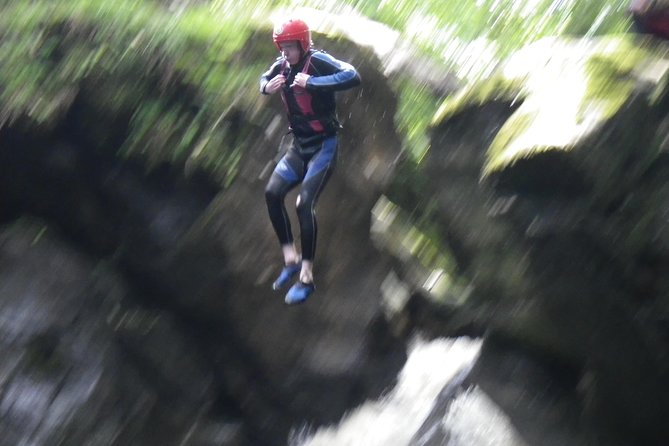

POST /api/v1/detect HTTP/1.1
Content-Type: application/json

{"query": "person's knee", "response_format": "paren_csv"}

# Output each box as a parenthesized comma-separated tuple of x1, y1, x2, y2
(296, 192, 314, 217)
(265, 184, 283, 205)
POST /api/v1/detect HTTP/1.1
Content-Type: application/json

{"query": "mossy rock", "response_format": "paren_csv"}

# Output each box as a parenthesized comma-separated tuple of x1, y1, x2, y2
(0, 0, 395, 190)
(433, 35, 669, 202)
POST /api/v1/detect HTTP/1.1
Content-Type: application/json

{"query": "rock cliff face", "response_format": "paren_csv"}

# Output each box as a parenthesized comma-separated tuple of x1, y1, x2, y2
(0, 219, 226, 445)
(380, 35, 669, 444)
(3, 11, 669, 445)
(0, 28, 406, 445)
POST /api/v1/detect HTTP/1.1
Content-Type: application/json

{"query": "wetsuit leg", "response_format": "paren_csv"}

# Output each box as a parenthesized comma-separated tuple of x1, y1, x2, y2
(295, 136, 338, 261)
(265, 147, 305, 246)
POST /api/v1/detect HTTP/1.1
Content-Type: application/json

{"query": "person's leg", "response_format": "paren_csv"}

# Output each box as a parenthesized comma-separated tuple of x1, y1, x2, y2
(265, 170, 299, 262)
(265, 149, 305, 289)
(280, 243, 299, 265)
(284, 138, 337, 305)
(294, 136, 338, 284)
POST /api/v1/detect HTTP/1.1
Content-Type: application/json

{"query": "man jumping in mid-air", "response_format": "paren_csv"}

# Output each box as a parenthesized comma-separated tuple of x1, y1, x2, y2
(260, 18, 361, 304)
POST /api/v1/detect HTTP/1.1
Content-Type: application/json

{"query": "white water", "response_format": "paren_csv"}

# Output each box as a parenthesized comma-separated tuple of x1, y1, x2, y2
(440, 387, 528, 446)
(290, 336, 524, 446)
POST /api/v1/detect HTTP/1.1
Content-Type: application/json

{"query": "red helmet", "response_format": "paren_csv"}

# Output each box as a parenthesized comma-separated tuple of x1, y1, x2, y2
(272, 19, 311, 52)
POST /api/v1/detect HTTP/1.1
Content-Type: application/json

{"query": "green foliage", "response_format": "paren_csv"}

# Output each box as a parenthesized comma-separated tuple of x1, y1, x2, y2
(290, 0, 633, 159)
(371, 195, 465, 303)
(393, 80, 440, 162)
(432, 75, 526, 127)
(483, 111, 535, 176)
(581, 36, 647, 121)
(292, 0, 632, 59)
(0, 0, 639, 180)
(479, 35, 656, 176)
(0, 0, 276, 184)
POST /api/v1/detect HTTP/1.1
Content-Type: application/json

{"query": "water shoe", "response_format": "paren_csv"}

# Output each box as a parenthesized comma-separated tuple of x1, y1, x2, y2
(272, 262, 301, 290)
(285, 281, 315, 305)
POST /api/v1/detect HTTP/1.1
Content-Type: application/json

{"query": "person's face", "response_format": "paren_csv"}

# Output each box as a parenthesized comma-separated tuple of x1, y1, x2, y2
(279, 41, 302, 66)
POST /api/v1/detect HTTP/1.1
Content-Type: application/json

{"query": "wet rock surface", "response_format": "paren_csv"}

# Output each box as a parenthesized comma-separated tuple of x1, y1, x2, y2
(3, 21, 669, 446)
(0, 219, 230, 445)
(0, 32, 407, 444)
(385, 36, 669, 445)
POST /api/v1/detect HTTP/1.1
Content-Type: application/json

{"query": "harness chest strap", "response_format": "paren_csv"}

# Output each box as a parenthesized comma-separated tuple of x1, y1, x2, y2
(300, 54, 326, 132)
(281, 54, 327, 133)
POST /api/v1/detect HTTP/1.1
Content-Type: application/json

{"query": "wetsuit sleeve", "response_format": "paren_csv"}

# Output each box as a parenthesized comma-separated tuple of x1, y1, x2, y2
(306, 52, 361, 92)
(260, 59, 284, 95)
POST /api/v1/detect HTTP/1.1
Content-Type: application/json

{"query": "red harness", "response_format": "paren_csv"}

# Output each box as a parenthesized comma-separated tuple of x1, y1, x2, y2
(280, 55, 325, 133)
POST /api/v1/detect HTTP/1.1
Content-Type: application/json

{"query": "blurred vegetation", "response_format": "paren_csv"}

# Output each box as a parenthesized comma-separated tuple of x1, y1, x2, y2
(0, 0, 644, 309)
(290, 0, 634, 160)
(432, 35, 655, 179)
(0, 0, 635, 183)
(0, 0, 279, 185)
(295, 0, 632, 59)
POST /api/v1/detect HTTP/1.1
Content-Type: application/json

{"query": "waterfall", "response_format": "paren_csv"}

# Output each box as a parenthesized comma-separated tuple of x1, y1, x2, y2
(288, 337, 530, 446)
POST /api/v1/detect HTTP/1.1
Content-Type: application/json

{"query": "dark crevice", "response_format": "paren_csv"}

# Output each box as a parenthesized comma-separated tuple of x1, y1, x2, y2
(491, 151, 591, 198)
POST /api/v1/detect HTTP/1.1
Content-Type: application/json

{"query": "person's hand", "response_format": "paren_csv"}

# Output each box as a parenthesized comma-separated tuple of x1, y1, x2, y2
(291, 73, 311, 88)
(264, 74, 286, 94)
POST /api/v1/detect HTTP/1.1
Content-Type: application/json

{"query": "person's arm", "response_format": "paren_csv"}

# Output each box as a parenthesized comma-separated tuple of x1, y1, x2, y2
(304, 52, 361, 92)
(260, 59, 285, 95)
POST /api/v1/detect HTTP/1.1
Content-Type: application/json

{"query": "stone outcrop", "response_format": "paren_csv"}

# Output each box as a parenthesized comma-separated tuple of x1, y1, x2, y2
(4, 3, 669, 444)
(378, 35, 669, 444)
(0, 20, 407, 444)
(0, 218, 236, 445)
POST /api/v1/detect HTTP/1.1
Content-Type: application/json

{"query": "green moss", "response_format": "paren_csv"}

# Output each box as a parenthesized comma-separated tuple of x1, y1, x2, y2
(482, 111, 535, 176)
(371, 195, 471, 304)
(431, 74, 525, 128)
(477, 35, 664, 177)
(0, 0, 274, 184)
(389, 77, 442, 162)
(0, 0, 639, 184)
(581, 37, 648, 122)
(372, 197, 456, 272)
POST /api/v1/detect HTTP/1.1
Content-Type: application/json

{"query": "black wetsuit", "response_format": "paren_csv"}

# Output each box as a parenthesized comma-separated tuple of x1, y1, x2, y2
(260, 49, 360, 261)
